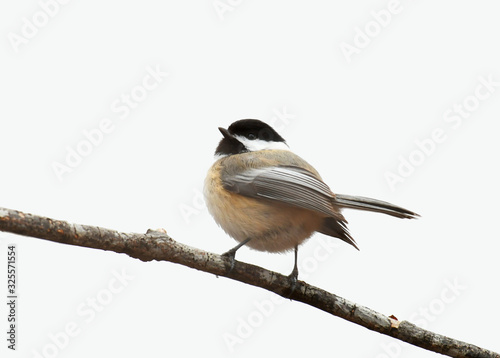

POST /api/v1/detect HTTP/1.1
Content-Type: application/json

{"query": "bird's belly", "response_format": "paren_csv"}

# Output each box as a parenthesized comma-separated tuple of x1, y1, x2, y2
(204, 176, 321, 253)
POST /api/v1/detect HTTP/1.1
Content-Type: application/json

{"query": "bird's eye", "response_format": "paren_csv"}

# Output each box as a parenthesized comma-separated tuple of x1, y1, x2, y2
(259, 128, 272, 141)
(247, 133, 257, 140)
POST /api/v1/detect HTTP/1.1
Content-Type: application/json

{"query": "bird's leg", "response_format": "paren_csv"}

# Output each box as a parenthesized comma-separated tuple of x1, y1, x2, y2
(288, 245, 299, 296)
(222, 238, 252, 272)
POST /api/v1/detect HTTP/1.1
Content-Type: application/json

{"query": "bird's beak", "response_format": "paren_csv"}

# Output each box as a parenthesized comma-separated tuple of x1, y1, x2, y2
(218, 127, 233, 139)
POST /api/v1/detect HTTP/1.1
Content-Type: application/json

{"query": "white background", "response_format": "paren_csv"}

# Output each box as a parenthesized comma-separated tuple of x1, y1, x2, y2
(1, 1, 499, 357)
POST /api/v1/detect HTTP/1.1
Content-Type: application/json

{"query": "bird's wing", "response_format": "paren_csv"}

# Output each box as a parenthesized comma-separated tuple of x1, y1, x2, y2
(222, 165, 336, 217)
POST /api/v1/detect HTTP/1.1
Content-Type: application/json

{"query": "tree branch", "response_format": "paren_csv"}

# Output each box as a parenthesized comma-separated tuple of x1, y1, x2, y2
(0, 206, 497, 358)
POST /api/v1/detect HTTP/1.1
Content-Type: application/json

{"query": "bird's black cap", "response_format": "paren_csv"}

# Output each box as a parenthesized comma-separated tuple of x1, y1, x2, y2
(215, 119, 286, 156)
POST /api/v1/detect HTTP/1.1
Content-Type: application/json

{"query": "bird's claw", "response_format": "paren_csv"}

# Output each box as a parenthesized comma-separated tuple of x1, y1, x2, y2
(287, 268, 299, 298)
(221, 250, 237, 272)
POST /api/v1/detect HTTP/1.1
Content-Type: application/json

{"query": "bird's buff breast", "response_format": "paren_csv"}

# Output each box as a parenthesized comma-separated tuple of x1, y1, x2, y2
(204, 156, 321, 253)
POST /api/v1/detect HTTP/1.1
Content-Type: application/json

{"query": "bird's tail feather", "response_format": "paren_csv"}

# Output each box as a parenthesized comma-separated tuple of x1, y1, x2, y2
(334, 194, 419, 219)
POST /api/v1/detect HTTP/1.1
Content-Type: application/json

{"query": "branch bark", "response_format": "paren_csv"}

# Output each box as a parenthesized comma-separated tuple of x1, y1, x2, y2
(0, 206, 497, 358)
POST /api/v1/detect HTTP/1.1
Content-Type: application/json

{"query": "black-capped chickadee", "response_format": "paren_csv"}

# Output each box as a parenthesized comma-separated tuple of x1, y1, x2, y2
(204, 119, 418, 281)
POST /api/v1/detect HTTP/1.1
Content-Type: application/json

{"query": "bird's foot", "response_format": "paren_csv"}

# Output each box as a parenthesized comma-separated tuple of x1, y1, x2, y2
(287, 267, 299, 298)
(221, 238, 252, 273)
(221, 249, 237, 272)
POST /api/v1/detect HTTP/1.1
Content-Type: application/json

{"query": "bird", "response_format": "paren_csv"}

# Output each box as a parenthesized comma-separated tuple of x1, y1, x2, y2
(204, 119, 418, 282)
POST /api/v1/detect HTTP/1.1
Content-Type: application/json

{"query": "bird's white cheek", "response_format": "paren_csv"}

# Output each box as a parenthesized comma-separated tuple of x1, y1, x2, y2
(234, 136, 289, 152)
